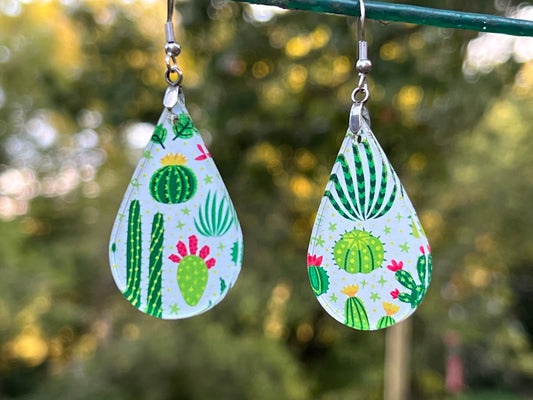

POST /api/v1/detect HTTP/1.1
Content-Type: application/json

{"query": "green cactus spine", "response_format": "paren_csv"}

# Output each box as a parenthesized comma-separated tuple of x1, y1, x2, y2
(151, 124, 168, 148)
(172, 113, 197, 140)
(307, 254, 329, 296)
(149, 153, 197, 204)
(334, 229, 384, 274)
(341, 285, 370, 330)
(169, 235, 216, 307)
(325, 139, 397, 222)
(123, 200, 142, 307)
(145, 213, 164, 318)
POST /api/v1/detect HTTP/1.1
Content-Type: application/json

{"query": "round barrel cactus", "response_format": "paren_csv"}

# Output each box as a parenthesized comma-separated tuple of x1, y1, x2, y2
(149, 153, 197, 204)
(334, 229, 384, 274)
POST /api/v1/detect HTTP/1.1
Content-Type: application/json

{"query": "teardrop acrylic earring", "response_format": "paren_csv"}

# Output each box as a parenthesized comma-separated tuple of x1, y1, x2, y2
(109, 0, 243, 319)
(307, 1, 431, 331)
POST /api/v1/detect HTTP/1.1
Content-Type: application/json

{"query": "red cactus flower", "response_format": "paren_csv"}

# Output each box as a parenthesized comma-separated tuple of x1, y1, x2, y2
(307, 253, 323, 267)
(387, 260, 403, 272)
(169, 235, 216, 269)
(419, 245, 431, 255)
(391, 288, 400, 299)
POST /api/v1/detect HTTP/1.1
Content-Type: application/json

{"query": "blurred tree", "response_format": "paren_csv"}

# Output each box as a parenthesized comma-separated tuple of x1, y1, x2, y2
(0, 0, 531, 399)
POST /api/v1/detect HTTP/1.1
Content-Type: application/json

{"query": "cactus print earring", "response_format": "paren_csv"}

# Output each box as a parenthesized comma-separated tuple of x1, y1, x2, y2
(307, 1, 431, 330)
(109, 0, 243, 319)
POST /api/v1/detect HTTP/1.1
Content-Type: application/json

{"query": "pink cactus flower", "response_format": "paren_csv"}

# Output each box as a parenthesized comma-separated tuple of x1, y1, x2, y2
(387, 260, 403, 272)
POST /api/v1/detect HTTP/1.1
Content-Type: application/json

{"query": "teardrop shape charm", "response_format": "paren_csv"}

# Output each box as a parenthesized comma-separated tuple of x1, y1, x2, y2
(109, 90, 243, 319)
(308, 105, 431, 330)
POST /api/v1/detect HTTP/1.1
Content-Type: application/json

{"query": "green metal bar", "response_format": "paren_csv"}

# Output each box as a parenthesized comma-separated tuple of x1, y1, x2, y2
(232, 0, 533, 37)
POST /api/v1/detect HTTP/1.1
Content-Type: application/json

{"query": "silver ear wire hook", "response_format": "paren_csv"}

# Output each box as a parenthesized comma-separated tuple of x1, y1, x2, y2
(349, 0, 372, 134)
(163, 0, 183, 110)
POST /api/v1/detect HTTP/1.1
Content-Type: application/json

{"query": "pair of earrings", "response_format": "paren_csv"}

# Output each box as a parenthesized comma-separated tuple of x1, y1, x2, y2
(109, 0, 431, 330)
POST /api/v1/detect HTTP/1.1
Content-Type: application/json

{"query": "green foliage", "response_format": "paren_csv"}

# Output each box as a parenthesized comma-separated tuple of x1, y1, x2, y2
(194, 191, 236, 237)
(326, 140, 397, 221)
(151, 124, 168, 148)
(172, 113, 197, 139)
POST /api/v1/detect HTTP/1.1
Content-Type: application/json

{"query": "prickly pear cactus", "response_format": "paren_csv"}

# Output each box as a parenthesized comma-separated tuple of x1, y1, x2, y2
(170, 235, 215, 306)
(109, 90, 243, 319)
(307, 105, 431, 330)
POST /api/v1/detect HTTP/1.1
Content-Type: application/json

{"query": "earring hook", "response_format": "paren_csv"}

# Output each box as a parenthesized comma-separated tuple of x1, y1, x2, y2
(163, 0, 183, 104)
(358, 0, 366, 42)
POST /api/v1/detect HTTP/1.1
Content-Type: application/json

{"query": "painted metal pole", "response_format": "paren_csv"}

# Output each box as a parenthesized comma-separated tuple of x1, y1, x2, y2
(231, 0, 533, 37)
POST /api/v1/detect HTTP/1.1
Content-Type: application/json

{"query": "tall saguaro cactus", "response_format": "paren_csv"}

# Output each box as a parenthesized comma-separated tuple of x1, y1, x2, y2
(123, 200, 142, 307)
(146, 212, 164, 317)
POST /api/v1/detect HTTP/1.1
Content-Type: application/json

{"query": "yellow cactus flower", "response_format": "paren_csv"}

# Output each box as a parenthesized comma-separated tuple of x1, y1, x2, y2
(382, 301, 400, 316)
(341, 284, 359, 297)
(161, 152, 187, 166)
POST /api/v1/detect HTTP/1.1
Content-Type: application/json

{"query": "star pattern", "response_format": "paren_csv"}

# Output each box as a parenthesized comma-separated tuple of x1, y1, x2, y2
(312, 235, 325, 247)
(370, 292, 381, 302)
(400, 242, 410, 253)
(329, 222, 337, 232)
(170, 303, 180, 315)
(329, 293, 338, 303)
(204, 175, 213, 184)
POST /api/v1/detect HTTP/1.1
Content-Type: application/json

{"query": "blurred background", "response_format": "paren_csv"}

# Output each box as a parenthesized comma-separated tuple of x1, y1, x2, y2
(0, 0, 532, 398)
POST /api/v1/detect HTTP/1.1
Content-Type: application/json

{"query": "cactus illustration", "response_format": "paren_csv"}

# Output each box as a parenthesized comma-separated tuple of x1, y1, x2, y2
(231, 241, 240, 264)
(334, 229, 385, 274)
(123, 200, 142, 307)
(307, 254, 329, 296)
(145, 213, 164, 318)
(341, 285, 370, 330)
(389, 246, 432, 308)
(194, 191, 237, 237)
(169, 235, 216, 306)
(325, 139, 397, 222)
(376, 301, 400, 329)
(149, 153, 197, 204)
(151, 124, 168, 148)
(220, 278, 226, 294)
(172, 113, 197, 140)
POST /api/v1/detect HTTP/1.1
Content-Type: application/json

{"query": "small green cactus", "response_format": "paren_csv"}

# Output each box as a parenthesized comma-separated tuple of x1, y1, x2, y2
(169, 235, 216, 306)
(307, 254, 329, 296)
(389, 246, 432, 308)
(375, 302, 400, 329)
(334, 229, 384, 274)
(123, 200, 142, 307)
(341, 285, 370, 330)
(149, 153, 197, 204)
